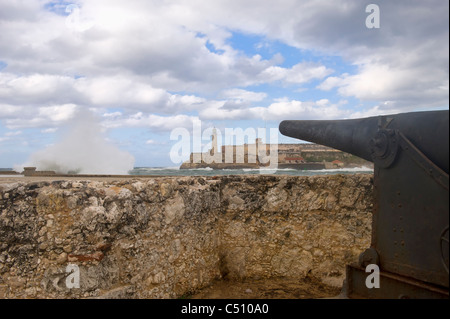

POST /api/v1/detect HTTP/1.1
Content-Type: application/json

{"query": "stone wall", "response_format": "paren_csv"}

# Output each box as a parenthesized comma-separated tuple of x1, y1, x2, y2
(0, 174, 373, 298)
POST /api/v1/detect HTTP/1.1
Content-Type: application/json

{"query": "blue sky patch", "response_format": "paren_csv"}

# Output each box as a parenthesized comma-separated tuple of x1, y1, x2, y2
(43, 1, 79, 16)
(0, 61, 7, 71)
(226, 30, 357, 74)
(205, 40, 225, 55)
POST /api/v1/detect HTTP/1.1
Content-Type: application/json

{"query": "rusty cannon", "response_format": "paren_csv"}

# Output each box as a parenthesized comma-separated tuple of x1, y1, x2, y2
(279, 110, 449, 299)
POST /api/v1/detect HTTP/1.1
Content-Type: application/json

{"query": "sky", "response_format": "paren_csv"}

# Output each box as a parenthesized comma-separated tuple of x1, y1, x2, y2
(0, 0, 448, 169)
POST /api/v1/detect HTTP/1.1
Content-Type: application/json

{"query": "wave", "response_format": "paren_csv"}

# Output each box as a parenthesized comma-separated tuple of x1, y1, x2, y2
(121, 165, 375, 177)
(239, 168, 294, 172)
(317, 166, 374, 173)
(132, 167, 180, 171)
(240, 166, 373, 172)
(189, 167, 214, 171)
(0, 175, 24, 178)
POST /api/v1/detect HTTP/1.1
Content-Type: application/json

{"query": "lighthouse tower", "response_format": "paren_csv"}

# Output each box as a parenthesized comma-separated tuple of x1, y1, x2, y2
(211, 127, 218, 155)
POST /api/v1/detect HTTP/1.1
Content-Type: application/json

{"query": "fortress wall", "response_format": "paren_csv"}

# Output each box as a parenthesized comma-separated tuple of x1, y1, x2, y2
(0, 174, 373, 298)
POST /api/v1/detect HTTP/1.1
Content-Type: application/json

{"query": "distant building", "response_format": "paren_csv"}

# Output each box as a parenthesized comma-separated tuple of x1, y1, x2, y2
(331, 160, 344, 168)
(180, 128, 373, 170)
(22, 167, 56, 176)
(284, 156, 304, 164)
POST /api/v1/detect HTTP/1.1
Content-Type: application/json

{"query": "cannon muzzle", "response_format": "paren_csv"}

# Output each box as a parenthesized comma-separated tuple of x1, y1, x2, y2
(279, 110, 449, 174)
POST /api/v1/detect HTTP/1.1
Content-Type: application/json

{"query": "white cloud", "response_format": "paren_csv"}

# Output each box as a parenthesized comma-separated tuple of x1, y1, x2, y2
(259, 62, 333, 85)
(5, 130, 22, 137)
(220, 89, 267, 102)
(0, 0, 447, 162)
(145, 139, 165, 145)
(263, 99, 347, 120)
(161, 0, 448, 111)
(0, 0, 336, 98)
(4, 104, 78, 129)
(318, 61, 449, 110)
(103, 111, 122, 118)
(0, 72, 209, 115)
(0, 104, 23, 118)
(41, 128, 58, 134)
(199, 98, 350, 121)
(38, 104, 77, 122)
(102, 112, 199, 132)
(0, 73, 79, 106)
(74, 76, 169, 107)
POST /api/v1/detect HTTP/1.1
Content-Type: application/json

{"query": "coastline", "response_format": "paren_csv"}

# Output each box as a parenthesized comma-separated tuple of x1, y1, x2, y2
(0, 165, 374, 182)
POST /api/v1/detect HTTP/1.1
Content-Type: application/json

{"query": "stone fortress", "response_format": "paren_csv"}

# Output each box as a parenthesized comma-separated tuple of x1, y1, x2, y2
(180, 128, 373, 170)
(0, 174, 373, 298)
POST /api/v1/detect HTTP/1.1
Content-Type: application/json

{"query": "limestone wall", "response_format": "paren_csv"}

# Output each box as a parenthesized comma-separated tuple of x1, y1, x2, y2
(0, 174, 373, 298)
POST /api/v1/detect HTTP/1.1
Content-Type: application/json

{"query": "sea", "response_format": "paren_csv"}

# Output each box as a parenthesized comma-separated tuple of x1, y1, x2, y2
(0, 166, 374, 177)
(128, 166, 373, 176)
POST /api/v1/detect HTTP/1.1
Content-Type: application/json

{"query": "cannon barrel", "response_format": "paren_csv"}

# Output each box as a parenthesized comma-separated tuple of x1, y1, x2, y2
(279, 110, 449, 299)
(279, 110, 449, 174)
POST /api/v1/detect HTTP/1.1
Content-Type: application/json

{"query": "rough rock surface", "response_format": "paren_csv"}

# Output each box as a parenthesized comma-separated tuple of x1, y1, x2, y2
(0, 174, 373, 298)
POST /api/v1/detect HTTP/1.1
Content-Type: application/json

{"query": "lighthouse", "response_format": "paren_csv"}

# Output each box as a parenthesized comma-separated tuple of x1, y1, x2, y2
(211, 127, 218, 156)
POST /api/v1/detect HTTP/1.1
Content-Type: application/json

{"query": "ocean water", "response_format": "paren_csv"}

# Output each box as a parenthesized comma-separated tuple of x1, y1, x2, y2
(0, 166, 374, 177)
(129, 166, 374, 176)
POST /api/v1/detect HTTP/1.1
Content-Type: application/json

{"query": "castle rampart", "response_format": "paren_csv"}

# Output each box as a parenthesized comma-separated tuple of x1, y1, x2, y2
(0, 174, 372, 298)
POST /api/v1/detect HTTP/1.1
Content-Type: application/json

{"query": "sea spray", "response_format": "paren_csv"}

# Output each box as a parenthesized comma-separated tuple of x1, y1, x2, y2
(16, 108, 135, 174)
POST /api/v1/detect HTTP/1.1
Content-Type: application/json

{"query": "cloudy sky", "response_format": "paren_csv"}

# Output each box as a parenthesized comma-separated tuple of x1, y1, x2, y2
(0, 0, 448, 168)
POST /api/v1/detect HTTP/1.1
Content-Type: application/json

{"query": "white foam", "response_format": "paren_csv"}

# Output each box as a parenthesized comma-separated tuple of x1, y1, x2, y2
(15, 108, 135, 175)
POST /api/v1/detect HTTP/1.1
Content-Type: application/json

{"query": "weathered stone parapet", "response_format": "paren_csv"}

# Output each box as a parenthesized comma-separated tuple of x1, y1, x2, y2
(0, 174, 373, 298)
